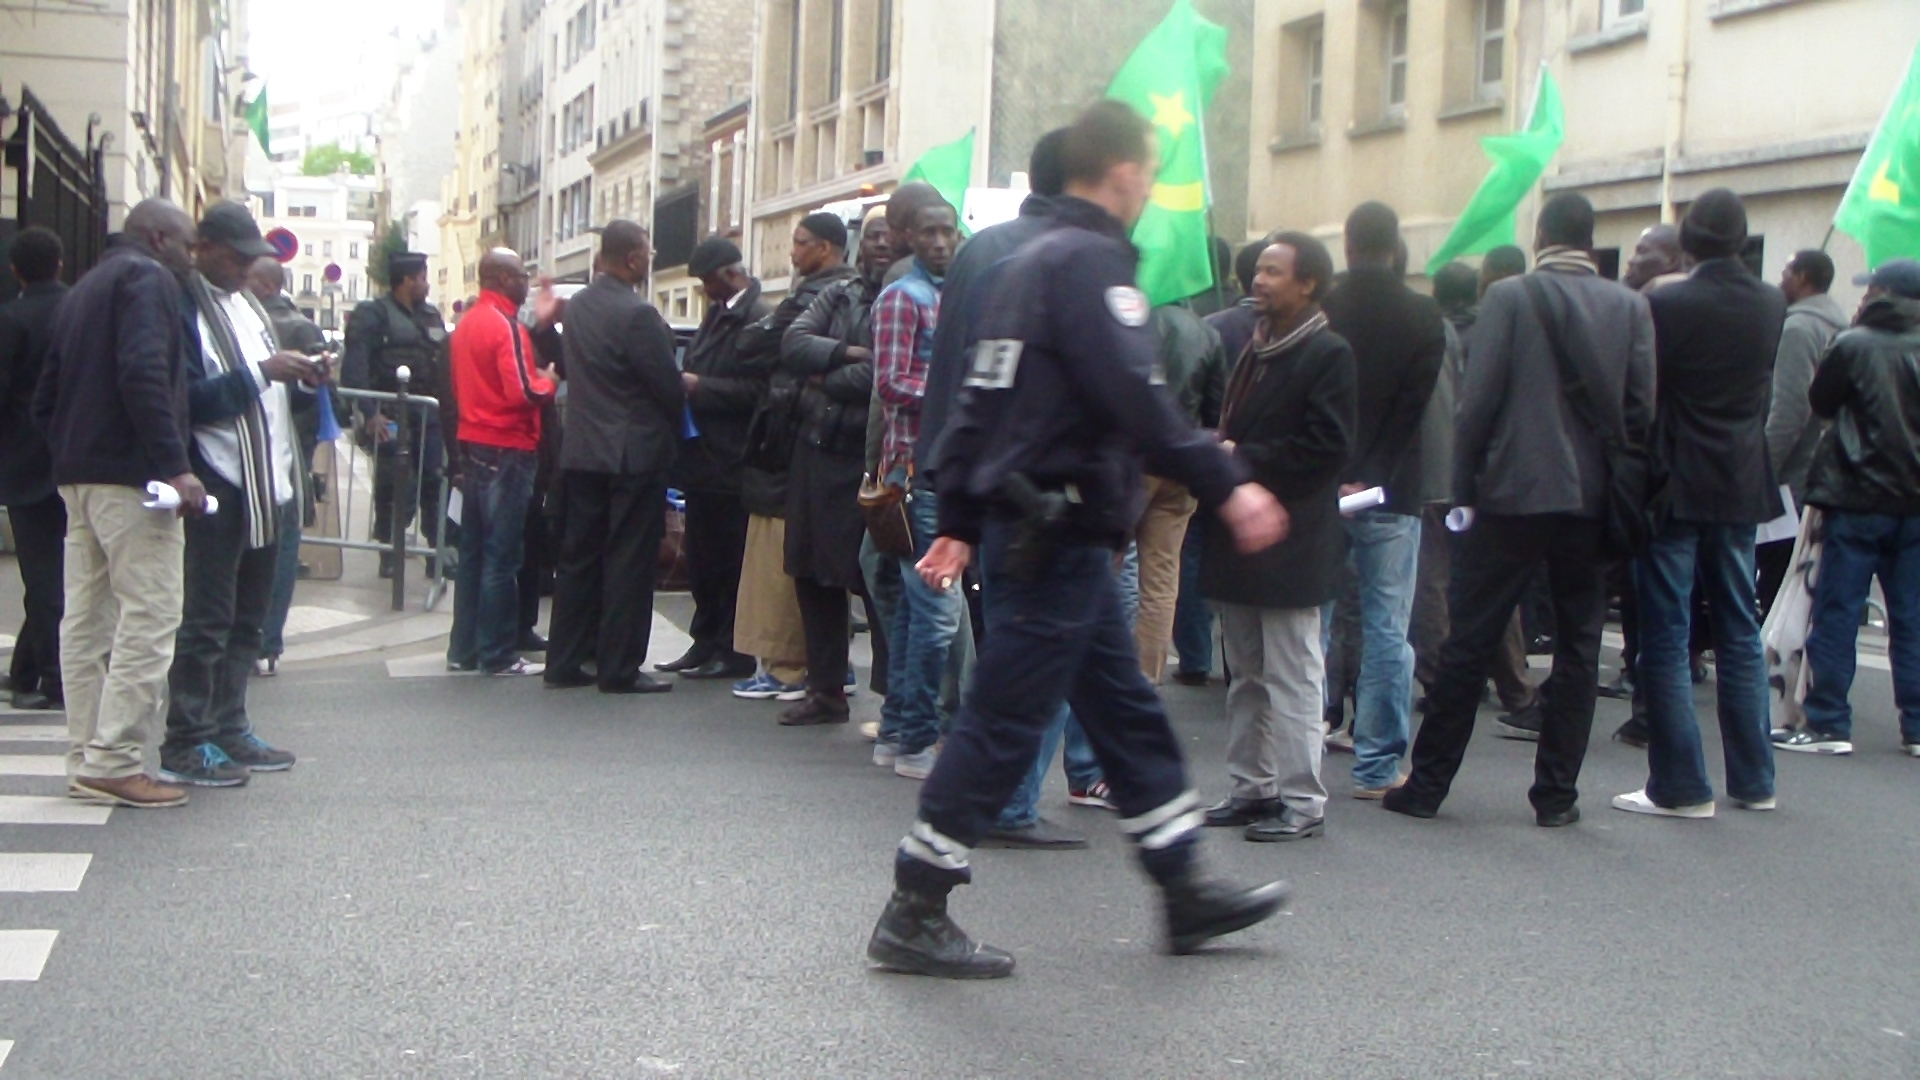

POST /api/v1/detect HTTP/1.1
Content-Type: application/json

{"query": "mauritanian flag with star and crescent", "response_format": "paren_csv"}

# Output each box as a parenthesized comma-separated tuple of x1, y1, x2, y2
(1836, 40, 1920, 269)
(1106, 0, 1231, 306)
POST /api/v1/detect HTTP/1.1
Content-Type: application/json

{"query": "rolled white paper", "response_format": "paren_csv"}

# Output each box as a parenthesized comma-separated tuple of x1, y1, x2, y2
(1445, 506, 1475, 533)
(1337, 486, 1387, 514)
(145, 481, 219, 515)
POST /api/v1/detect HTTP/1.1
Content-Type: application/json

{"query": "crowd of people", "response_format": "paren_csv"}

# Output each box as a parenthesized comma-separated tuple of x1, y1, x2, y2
(1, 95, 1915, 971)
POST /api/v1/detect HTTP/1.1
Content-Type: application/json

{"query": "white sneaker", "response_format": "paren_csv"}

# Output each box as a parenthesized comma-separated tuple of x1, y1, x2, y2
(894, 747, 938, 780)
(1325, 726, 1355, 754)
(873, 742, 900, 767)
(859, 720, 881, 742)
(1612, 789, 1714, 819)
(1903, 741, 1920, 758)
(487, 658, 546, 677)
(1730, 796, 1776, 811)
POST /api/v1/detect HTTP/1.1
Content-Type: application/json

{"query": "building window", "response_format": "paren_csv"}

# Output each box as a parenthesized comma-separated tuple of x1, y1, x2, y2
(1306, 22, 1324, 129)
(302, 274, 314, 293)
(875, 0, 892, 81)
(350, 242, 359, 259)
(323, 240, 333, 257)
(1384, 2, 1410, 114)
(1478, 0, 1505, 97)
(304, 243, 314, 256)
(1603, 0, 1646, 24)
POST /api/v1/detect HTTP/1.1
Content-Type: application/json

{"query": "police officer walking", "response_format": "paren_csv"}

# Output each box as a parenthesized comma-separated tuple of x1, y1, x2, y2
(865, 102, 1293, 979)
(341, 250, 449, 577)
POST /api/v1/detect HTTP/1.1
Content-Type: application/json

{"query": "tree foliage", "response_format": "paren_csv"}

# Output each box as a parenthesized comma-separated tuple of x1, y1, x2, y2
(301, 142, 376, 177)
(367, 221, 409, 290)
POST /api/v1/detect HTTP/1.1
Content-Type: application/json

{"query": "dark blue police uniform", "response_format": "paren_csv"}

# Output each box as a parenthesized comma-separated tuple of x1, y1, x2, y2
(895, 195, 1245, 893)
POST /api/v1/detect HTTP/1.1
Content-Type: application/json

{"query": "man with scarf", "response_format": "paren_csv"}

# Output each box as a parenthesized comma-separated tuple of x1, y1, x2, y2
(1383, 193, 1655, 827)
(1199, 232, 1355, 843)
(159, 202, 315, 787)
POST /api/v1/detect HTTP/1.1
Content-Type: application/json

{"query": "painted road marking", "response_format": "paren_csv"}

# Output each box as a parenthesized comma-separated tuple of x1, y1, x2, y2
(0, 854, 91, 892)
(0, 756, 64, 778)
(0, 797, 110, 826)
(0, 726, 65, 742)
(0, 931, 58, 980)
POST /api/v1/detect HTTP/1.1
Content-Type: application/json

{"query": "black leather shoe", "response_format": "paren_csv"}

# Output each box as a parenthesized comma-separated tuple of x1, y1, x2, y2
(1596, 673, 1635, 700)
(979, 817, 1087, 849)
(1495, 702, 1543, 741)
(1204, 796, 1280, 827)
(1536, 806, 1581, 828)
(654, 646, 714, 673)
(542, 671, 595, 690)
(1245, 806, 1324, 843)
(1613, 717, 1649, 749)
(778, 690, 849, 725)
(867, 889, 1015, 979)
(1161, 869, 1290, 955)
(10, 691, 58, 711)
(683, 655, 757, 680)
(601, 673, 673, 695)
(1380, 786, 1439, 819)
(517, 630, 549, 653)
(1172, 671, 1210, 687)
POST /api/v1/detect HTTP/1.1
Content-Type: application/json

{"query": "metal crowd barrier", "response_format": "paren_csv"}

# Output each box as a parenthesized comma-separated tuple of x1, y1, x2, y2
(303, 373, 454, 612)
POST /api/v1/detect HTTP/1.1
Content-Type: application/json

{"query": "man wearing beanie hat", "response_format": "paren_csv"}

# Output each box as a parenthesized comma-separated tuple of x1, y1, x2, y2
(1614, 189, 1787, 821)
(724, 210, 859, 706)
(658, 236, 772, 679)
(341, 249, 448, 579)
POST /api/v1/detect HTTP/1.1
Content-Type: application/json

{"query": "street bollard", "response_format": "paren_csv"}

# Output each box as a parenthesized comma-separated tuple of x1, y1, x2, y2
(391, 365, 412, 612)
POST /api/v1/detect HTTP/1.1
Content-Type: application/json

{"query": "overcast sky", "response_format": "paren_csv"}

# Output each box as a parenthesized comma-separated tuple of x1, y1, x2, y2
(248, 0, 448, 100)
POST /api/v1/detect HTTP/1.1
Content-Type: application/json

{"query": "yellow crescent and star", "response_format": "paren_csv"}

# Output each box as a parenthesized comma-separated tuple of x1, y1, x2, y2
(1147, 90, 1204, 213)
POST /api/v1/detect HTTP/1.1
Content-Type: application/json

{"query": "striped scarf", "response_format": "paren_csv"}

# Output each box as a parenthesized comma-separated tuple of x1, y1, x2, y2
(1535, 246, 1598, 276)
(1220, 306, 1329, 434)
(187, 273, 279, 548)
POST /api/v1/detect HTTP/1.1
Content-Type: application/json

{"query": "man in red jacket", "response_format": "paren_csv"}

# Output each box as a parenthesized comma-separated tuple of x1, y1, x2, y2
(447, 248, 559, 676)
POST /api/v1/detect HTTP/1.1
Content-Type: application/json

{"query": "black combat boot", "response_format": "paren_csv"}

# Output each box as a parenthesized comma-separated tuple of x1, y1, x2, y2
(866, 889, 1015, 979)
(1160, 869, 1291, 955)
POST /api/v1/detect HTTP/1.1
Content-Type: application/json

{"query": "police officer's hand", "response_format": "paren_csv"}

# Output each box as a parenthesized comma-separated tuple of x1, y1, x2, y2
(261, 351, 320, 384)
(916, 537, 973, 592)
(168, 472, 209, 518)
(1218, 483, 1289, 554)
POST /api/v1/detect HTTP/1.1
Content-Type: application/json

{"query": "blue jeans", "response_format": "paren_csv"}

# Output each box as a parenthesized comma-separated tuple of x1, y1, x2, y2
(448, 445, 536, 673)
(261, 497, 303, 657)
(1634, 521, 1774, 806)
(1804, 512, 1920, 742)
(1117, 540, 1140, 627)
(882, 488, 968, 754)
(996, 694, 1106, 829)
(1172, 520, 1213, 676)
(1339, 511, 1421, 788)
(863, 531, 969, 726)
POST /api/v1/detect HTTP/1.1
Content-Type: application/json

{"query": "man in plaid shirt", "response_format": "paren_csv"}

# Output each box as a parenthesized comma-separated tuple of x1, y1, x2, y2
(872, 196, 961, 781)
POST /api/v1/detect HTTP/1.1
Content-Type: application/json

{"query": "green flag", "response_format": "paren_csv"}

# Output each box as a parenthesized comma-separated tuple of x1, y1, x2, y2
(1425, 67, 1565, 276)
(902, 129, 975, 236)
(1107, 0, 1230, 306)
(1836, 42, 1920, 269)
(245, 85, 272, 157)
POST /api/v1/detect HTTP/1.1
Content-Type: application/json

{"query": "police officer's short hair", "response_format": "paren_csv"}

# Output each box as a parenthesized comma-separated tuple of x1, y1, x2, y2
(1787, 249, 1835, 294)
(1060, 101, 1153, 188)
(8, 227, 63, 283)
(1029, 128, 1069, 198)
(1268, 230, 1335, 303)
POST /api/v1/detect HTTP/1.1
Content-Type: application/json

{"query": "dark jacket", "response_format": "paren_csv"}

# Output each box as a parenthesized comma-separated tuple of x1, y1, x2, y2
(733, 266, 854, 515)
(1646, 258, 1788, 524)
(1201, 320, 1356, 610)
(1152, 302, 1228, 431)
(34, 246, 194, 489)
(1321, 265, 1446, 515)
(0, 279, 69, 504)
(1205, 299, 1259, 375)
(557, 273, 683, 475)
(1456, 264, 1656, 517)
(342, 293, 448, 406)
(1804, 295, 1920, 517)
(933, 196, 1244, 546)
(1765, 291, 1849, 502)
(783, 272, 879, 458)
(920, 194, 1059, 477)
(675, 279, 772, 495)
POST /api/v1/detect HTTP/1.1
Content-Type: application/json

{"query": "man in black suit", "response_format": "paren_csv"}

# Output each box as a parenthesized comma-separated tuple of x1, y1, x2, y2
(1613, 189, 1786, 821)
(544, 221, 684, 694)
(0, 227, 70, 709)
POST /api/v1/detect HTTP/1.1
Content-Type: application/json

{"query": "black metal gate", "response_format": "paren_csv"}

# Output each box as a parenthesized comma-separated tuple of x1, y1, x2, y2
(2, 86, 110, 299)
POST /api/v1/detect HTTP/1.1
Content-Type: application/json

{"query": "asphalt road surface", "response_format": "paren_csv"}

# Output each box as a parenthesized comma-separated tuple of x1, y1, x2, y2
(2, 614, 1915, 1078)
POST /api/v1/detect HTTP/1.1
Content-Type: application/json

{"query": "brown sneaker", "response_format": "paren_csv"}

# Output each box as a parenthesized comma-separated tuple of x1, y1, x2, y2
(69, 774, 190, 808)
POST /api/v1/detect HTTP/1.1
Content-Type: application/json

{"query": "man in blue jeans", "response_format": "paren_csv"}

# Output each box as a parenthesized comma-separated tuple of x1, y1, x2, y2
(1776, 258, 1920, 758)
(1319, 202, 1446, 798)
(1614, 191, 1784, 819)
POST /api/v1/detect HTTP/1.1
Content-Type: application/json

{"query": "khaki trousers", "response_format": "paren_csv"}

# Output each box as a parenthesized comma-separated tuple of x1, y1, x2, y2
(733, 514, 807, 683)
(1220, 603, 1329, 818)
(59, 484, 185, 779)
(1135, 476, 1199, 683)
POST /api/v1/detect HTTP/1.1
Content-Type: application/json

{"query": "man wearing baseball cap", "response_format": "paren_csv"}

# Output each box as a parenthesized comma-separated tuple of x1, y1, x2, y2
(1775, 257, 1920, 758)
(159, 201, 319, 787)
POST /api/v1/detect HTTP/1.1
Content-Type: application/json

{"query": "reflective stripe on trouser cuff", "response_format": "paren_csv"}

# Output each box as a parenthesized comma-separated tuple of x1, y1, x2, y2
(898, 820, 972, 871)
(1135, 809, 1204, 850)
(1118, 789, 1201, 837)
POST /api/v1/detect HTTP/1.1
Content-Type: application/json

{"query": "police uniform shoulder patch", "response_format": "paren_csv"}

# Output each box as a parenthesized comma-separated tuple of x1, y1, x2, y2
(964, 339, 1024, 390)
(1105, 286, 1150, 327)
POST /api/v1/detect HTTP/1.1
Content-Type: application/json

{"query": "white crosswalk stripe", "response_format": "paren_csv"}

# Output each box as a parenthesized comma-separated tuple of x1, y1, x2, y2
(0, 796, 109, 826)
(0, 755, 65, 777)
(0, 854, 91, 892)
(0, 930, 58, 981)
(0, 725, 67, 742)
(0, 735, 93, 1069)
